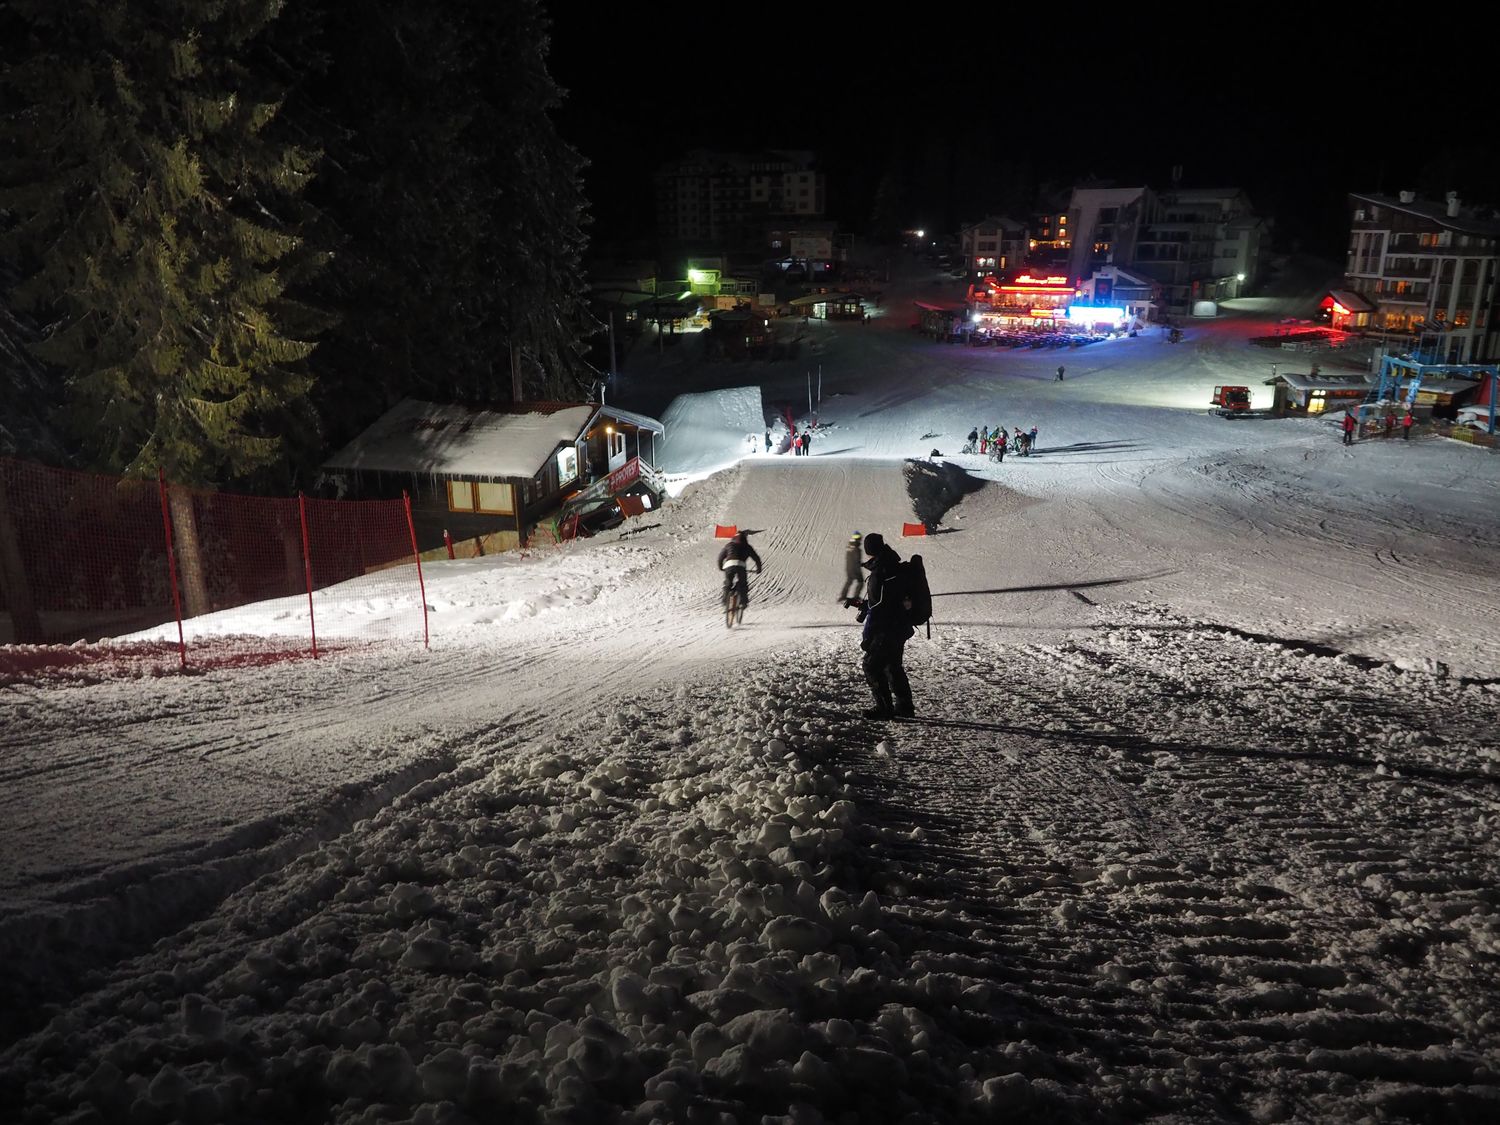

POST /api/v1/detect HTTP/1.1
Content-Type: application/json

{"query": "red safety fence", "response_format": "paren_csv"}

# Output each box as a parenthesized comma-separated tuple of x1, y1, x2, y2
(0, 457, 428, 679)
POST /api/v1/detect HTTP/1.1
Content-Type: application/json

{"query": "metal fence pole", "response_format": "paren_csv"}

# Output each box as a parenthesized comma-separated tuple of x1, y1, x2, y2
(156, 470, 187, 670)
(298, 492, 318, 659)
(403, 492, 429, 650)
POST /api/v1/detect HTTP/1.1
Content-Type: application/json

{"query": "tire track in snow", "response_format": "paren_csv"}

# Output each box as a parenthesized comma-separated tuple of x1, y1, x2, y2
(831, 624, 1500, 1120)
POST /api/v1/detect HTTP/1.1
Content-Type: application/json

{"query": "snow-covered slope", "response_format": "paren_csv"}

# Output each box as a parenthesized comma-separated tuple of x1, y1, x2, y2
(3, 258, 1499, 1123)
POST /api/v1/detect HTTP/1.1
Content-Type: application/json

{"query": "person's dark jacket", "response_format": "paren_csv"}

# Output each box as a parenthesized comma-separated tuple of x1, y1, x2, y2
(861, 542, 913, 643)
(717, 537, 761, 571)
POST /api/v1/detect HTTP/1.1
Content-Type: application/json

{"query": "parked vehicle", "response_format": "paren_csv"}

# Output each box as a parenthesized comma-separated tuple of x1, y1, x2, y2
(1211, 385, 1252, 417)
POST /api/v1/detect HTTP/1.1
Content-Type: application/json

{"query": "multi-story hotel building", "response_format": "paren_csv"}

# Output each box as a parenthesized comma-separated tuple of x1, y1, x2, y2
(1338, 191, 1500, 363)
(654, 150, 826, 246)
(1065, 185, 1264, 316)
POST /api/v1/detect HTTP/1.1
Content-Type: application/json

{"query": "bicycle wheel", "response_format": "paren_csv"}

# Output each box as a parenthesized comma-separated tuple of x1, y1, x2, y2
(725, 591, 739, 628)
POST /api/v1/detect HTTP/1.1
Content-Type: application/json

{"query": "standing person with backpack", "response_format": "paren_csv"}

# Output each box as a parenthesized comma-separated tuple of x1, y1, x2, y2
(845, 532, 921, 720)
(1029, 425, 1039, 453)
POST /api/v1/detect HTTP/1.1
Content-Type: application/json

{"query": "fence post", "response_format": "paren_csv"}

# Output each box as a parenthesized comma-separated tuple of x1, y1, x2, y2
(405, 491, 430, 650)
(298, 491, 318, 659)
(156, 470, 187, 669)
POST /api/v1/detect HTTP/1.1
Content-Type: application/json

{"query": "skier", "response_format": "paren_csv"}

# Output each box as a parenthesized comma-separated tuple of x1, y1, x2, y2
(792, 430, 802, 456)
(801, 428, 813, 456)
(1341, 410, 1356, 446)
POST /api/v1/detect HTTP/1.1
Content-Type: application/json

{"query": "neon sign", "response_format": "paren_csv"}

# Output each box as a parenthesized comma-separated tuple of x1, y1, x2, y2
(1066, 306, 1126, 323)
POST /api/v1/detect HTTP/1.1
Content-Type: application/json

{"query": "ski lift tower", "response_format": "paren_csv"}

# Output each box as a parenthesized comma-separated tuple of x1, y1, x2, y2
(1368, 323, 1499, 433)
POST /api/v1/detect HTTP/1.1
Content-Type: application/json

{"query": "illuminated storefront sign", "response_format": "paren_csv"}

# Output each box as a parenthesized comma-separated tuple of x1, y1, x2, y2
(1066, 306, 1126, 323)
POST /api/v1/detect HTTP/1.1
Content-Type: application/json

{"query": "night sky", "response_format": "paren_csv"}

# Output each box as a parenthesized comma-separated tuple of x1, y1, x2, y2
(548, 16, 1497, 262)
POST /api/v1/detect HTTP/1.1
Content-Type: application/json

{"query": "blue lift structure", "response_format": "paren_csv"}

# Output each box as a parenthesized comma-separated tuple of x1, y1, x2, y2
(1362, 330, 1498, 434)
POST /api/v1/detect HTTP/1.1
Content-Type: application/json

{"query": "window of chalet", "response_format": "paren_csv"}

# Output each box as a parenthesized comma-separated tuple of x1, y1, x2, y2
(447, 481, 515, 515)
(447, 481, 475, 512)
(475, 482, 514, 514)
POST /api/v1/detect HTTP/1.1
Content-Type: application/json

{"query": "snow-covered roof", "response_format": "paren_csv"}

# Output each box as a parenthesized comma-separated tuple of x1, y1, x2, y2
(323, 400, 594, 479)
(1327, 289, 1376, 313)
(582, 404, 665, 436)
(788, 292, 861, 307)
(1279, 372, 1372, 392)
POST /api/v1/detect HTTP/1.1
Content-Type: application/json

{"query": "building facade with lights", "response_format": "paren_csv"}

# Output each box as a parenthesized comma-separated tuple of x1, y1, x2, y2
(958, 216, 1029, 280)
(654, 150, 826, 246)
(1336, 191, 1500, 363)
(1064, 185, 1264, 317)
(966, 273, 1076, 332)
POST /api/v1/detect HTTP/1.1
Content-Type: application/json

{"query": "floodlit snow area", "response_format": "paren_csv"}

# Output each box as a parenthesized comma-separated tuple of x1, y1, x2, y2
(4, 260, 1500, 1122)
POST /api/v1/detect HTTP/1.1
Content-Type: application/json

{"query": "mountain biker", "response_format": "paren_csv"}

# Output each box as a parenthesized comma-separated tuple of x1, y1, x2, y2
(717, 531, 761, 609)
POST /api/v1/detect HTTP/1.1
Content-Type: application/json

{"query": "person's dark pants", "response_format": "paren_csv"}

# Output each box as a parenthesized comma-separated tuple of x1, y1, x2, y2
(1343, 430, 1353, 445)
(1403, 428, 1411, 440)
(863, 633, 913, 715)
(723, 568, 749, 606)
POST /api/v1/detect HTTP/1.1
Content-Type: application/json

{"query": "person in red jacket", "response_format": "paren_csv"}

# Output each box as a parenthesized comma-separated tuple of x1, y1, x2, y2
(1402, 411, 1415, 440)
(1341, 410, 1356, 446)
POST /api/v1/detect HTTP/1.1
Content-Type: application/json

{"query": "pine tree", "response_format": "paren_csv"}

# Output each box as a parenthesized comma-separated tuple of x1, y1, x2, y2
(0, 0, 323, 487)
(479, 0, 595, 402)
(292, 0, 594, 440)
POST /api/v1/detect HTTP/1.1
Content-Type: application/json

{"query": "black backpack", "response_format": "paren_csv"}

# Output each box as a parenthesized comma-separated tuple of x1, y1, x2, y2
(897, 555, 932, 634)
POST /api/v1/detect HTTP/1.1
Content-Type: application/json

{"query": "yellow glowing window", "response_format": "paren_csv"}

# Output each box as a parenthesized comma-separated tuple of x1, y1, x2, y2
(447, 481, 475, 512)
(475, 482, 514, 514)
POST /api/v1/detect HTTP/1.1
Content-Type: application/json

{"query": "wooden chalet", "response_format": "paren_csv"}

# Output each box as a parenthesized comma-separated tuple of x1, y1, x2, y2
(322, 400, 665, 556)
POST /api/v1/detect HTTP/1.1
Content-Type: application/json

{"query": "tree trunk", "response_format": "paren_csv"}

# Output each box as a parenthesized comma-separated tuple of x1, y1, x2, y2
(166, 485, 211, 618)
(0, 470, 44, 643)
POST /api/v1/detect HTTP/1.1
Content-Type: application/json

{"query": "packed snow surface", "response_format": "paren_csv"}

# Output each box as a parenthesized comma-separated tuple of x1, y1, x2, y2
(3, 260, 1499, 1123)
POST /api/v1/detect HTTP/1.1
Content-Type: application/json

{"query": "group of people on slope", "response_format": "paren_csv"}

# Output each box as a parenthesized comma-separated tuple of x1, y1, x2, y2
(1342, 409, 1415, 446)
(749, 424, 818, 456)
(965, 424, 1038, 458)
(717, 528, 919, 722)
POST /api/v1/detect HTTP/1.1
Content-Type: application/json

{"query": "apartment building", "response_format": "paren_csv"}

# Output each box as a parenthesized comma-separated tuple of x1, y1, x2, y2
(1065, 185, 1264, 316)
(958, 216, 1029, 279)
(654, 150, 826, 246)
(1339, 191, 1500, 363)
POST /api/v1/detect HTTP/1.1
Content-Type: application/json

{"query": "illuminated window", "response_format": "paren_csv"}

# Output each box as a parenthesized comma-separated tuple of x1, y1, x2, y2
(475, 483, 514, 514)
(447, 481, 514, 515)
(447, 481, 475, 512)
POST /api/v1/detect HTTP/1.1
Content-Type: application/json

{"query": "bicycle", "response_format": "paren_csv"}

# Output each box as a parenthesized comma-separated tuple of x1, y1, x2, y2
(724, 586, 745, 628)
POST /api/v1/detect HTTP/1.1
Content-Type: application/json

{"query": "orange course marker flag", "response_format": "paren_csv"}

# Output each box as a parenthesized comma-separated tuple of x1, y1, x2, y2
(901, 522, 928, 537)
(714, 524, 738, 538)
